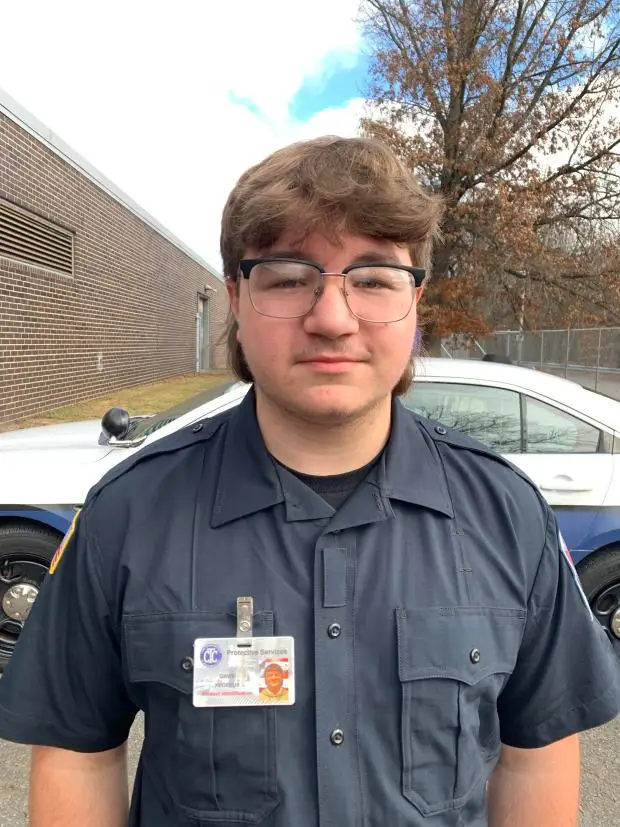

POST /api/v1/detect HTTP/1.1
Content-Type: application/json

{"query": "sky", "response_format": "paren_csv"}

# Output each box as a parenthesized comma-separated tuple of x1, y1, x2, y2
(0, 1, 375, 272)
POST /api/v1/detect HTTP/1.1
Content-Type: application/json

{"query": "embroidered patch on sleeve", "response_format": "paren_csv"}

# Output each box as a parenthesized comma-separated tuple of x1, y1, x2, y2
(558, 530, 593, 620)
(49, 509, 81, 574)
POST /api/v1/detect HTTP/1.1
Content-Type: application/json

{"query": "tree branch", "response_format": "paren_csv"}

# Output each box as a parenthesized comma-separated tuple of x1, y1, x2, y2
(367, 0, 448, 125)
(471, 40, 620, 187)
(504, 267, 620, 320)
(541, 135, 620, 185)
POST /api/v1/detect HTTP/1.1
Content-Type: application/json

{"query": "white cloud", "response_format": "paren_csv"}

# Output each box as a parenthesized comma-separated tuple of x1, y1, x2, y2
(0, 0, 366, 269)
(172, 96, 366, 269)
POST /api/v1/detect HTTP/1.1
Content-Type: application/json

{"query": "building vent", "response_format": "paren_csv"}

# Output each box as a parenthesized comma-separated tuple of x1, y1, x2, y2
(0, 199, 74, 275)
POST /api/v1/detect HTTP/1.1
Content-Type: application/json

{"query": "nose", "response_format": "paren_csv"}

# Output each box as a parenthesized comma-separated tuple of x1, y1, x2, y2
(302, 276, 359, 338)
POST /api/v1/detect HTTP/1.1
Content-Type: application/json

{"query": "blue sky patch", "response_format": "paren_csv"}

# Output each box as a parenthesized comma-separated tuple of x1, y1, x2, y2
(289, 51, 373, 122)
(228, 90, 264, 118)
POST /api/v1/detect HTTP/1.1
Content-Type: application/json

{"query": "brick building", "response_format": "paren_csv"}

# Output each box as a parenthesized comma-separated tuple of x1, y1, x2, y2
(0, 87, 229, 428)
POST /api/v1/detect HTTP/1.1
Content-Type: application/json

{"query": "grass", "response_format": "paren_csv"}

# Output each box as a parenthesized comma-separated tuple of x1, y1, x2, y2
(0, 373, 232, 432)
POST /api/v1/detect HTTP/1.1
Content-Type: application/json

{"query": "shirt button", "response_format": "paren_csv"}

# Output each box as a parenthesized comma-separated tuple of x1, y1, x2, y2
(192, 423, 203, 433)
(180, 656, 194, 671)
(435, 425, 447, 435)
(330, 728, 344, 746)
(327, 623, 341, 639)
(469, 648, 481, 664)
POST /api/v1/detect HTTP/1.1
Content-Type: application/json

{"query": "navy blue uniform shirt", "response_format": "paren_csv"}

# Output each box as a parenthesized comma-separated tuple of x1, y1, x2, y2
(1, 388, 619, 826)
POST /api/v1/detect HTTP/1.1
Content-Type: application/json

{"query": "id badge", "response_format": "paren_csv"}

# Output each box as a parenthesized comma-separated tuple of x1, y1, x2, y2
(192, 636, 295, 707)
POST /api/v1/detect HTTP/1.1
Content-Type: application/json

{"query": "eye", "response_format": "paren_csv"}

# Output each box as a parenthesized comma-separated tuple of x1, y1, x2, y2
(269, 278, 306, 289)
(349, 267, 406, 290)
(351, 276, 389, 289)
(253, 261, 317, 290)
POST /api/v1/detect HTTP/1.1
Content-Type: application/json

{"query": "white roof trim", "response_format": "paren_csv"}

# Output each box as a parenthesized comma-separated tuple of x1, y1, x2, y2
(0, 85, 223, 282)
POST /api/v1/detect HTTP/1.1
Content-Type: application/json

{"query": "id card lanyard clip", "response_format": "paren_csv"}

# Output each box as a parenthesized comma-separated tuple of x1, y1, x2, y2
(236, 596, 253, 647)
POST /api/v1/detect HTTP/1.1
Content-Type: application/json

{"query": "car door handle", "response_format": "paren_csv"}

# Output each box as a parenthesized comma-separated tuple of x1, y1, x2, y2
(539, 476, 593, 493)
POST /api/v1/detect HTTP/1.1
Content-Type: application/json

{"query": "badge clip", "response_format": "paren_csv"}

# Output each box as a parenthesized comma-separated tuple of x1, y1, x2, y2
(236, 596, 253, 647)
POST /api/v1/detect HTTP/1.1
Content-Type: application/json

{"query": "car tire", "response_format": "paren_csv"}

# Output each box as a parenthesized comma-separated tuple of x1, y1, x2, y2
(577, 548, 620, 654)
(0, 524, 60, 672)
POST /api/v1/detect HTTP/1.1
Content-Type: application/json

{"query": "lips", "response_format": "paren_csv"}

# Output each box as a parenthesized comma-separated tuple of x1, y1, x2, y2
(297, 356, 363, 373)
(299, 355, 362, 363)
(305, 358, 356, 364)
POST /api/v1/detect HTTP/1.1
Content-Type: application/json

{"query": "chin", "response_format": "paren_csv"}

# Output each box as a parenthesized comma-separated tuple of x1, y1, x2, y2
(289, 385, 378, 422)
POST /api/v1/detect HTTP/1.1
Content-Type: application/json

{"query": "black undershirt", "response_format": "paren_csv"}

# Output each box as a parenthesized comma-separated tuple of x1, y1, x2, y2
(275, 453, 382, 510)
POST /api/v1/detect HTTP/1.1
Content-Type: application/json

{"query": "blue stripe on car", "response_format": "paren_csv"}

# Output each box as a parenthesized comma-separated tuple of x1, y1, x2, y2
(0, 507, 75, 535)
(554, 507, 620, 565)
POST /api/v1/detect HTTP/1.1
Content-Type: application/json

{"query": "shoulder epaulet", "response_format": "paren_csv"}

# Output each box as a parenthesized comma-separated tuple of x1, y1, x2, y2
(84, 413, 227, 506)
(416, 415, 496, 453)
(415, 415, 543, 498)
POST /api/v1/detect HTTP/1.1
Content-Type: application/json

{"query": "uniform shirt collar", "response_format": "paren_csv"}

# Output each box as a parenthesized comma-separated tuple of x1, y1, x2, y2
(211, 387, 285, 527)
(374, 398, 454, 517)
(211, 387, 454, 527)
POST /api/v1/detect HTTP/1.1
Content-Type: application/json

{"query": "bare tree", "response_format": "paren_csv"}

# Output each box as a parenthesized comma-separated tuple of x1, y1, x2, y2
(359, 0, 620, 341)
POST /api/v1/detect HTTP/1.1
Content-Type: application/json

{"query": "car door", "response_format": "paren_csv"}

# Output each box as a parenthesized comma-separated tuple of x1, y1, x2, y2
(512, 395, 614, 553)
(405, 380, 614, 553)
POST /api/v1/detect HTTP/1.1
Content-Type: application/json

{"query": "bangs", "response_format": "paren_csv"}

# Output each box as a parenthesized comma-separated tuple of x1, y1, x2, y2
(220, 135, 443, 278)
(239, 198, 430, 256)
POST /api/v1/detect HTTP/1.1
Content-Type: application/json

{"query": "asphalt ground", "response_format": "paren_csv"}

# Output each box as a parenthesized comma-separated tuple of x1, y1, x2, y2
(1, 711, 618, 826)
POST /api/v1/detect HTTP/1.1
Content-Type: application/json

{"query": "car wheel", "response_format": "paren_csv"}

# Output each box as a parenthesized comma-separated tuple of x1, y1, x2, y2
(577, 548, 620, 655)
(0, 524, 60, 671)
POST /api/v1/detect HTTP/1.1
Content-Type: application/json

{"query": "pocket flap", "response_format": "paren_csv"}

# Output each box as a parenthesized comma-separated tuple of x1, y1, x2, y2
(123, 611, 274, 693)
(396, 607, 525, 685)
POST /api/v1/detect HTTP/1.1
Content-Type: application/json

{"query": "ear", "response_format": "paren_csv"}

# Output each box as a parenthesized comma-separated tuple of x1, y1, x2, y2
(415, 284, 425, 303)
(226, 278, 240, 319)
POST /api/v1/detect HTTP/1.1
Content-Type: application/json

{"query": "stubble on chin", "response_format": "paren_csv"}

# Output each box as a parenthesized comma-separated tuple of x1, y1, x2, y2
(258, 380, 389, 428)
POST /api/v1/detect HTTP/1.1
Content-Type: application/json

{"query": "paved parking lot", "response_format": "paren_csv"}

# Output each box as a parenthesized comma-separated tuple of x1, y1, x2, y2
(0, 711, 618, 825)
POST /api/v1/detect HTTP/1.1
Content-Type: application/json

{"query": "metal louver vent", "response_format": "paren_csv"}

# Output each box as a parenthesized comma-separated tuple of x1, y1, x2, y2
(0, 199, 73, 275)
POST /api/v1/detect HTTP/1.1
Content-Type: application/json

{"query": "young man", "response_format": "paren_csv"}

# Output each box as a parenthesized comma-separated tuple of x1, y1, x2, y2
(0, 136, 618, 827)
(259, 662, 290, 703)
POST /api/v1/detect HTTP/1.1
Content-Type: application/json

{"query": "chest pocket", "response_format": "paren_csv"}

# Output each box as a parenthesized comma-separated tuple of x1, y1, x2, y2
(124, 612, 279, 825)
(396, 606, 526, 817)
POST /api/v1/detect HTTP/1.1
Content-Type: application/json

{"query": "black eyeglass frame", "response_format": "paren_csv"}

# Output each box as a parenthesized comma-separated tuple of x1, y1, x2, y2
(236, 257, 426, 323)
(238, 257, 427, 287)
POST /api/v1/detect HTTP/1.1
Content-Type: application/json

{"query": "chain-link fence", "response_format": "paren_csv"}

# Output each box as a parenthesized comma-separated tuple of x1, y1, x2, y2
(441, 327, 620, 399)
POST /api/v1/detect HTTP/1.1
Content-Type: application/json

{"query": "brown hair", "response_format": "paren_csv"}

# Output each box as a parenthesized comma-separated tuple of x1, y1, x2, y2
(219, 135, 443, 394)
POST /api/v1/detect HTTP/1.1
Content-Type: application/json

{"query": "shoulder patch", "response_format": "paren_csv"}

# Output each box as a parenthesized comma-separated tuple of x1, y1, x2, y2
(558, 530, 593, 619)
(49, 509, 81, 574)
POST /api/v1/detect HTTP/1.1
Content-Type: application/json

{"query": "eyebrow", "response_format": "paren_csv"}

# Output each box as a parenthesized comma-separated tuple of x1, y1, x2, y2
(262, 249, 308, 261)
(260, 249, 405, 267)
(348, 251, 404, 266)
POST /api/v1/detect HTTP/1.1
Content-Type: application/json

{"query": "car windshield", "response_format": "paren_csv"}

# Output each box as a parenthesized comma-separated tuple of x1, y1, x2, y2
(123, 380, 242, 440)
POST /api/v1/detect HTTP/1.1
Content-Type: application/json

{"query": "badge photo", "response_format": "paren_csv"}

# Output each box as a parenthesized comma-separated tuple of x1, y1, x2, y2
(258, 658, 291, 704)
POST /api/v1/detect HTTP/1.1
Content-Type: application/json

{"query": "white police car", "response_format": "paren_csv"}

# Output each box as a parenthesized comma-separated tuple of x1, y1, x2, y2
(1, 358, 619, 669)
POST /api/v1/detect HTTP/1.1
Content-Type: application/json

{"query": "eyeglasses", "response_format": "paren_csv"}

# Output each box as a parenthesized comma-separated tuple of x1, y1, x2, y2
(238, 258, 425, 323)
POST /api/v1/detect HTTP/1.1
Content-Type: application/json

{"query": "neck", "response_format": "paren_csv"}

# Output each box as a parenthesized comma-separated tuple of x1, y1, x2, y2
(254, 389, 392, 476)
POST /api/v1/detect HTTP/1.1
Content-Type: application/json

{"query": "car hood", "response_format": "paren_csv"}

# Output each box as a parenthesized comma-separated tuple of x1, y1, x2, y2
(0, 419, 129, 506)
(0, 419, 110, 456)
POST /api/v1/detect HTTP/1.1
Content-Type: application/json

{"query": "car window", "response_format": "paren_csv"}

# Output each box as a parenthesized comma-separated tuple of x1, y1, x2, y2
(404, 382, 522, 453)
(525, 397, 600, 454)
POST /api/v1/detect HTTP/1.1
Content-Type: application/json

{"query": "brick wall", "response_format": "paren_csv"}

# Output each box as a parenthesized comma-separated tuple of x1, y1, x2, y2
(0, 110, 229, 427)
